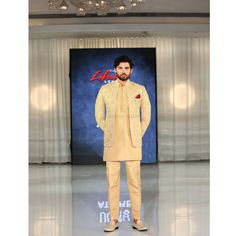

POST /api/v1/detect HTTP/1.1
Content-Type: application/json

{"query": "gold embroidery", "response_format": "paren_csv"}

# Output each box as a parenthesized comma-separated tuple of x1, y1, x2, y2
(95, 80, 151, 147)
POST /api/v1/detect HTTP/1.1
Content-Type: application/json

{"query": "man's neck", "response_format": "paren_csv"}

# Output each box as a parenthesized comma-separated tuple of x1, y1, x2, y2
(117, 78, 129, 86)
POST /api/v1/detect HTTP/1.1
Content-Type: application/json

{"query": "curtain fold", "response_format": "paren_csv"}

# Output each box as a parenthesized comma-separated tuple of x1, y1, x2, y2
(157, 37, 209, 161)
(29, 36, 209, 163)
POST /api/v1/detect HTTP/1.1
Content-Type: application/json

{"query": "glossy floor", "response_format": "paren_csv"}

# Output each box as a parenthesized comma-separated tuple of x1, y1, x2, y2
(29, 161, 209, 236)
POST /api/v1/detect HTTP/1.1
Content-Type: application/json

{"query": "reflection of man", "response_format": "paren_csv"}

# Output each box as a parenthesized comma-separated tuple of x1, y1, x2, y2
(95, 55, 151, 232)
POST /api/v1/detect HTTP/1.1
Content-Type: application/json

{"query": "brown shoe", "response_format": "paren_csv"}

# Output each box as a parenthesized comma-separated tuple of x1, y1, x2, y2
(132, 219, 148, 231)
(104, 220, 119, 232)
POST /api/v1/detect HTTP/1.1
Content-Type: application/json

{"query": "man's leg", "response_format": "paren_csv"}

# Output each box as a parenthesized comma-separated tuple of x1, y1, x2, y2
(125, 160, 141, 221)
(125, 161, 148, 231)
(106, 161, 121, 222)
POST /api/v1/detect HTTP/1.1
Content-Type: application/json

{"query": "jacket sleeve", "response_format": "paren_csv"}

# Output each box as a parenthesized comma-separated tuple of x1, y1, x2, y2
(95, 86, 105, 132)
(141, 86, 151, 137)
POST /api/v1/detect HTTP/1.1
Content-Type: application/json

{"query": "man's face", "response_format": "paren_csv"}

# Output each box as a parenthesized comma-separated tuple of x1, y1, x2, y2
(114, 62, 133, 81)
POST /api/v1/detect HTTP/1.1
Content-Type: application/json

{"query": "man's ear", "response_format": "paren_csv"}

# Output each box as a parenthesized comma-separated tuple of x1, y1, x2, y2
(131, 68, 133, 74)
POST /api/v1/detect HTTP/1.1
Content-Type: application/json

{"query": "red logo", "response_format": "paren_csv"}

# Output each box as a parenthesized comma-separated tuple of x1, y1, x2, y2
(90, 69, 117, 82)
(135, 94, 141, 99)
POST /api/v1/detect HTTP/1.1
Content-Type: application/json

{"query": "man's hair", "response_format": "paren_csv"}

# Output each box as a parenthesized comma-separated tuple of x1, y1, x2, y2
(114, 55, 134, 69)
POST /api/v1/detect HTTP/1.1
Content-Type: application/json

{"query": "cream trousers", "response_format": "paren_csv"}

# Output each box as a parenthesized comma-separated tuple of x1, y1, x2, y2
(106, 161, 141, 221)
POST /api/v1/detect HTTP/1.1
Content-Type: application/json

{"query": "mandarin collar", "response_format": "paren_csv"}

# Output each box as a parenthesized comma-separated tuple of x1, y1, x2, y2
(115, 79, 130, 87)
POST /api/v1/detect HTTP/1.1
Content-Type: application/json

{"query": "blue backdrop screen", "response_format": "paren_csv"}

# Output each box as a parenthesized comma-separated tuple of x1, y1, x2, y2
(70, 48, 157, 164)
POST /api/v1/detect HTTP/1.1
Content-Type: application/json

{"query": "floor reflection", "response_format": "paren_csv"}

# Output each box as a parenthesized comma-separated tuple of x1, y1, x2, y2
(29, 162, 209, 236)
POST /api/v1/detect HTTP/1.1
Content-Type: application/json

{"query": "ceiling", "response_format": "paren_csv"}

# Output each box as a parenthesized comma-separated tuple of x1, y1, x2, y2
(29, 0, 210, 39)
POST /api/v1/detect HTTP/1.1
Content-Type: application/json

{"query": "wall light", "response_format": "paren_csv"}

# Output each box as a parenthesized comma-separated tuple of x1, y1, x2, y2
(169, 83, 196, 109)
(30, 85, 56, 111)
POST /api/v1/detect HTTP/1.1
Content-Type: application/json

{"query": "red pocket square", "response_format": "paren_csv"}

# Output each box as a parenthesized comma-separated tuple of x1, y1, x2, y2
(135, 94, 141, 99)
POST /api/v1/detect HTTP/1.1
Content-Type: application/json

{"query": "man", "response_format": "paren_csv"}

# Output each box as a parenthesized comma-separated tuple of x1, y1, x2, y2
(95, 55, 151, 232)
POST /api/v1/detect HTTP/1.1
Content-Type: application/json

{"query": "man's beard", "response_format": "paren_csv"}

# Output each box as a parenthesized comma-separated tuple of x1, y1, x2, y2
(117, 73, 130, 81)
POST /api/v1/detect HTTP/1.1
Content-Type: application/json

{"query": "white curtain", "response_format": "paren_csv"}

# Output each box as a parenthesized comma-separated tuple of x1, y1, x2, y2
(157, 37, 209, 161)
(29, 36, 209, 163)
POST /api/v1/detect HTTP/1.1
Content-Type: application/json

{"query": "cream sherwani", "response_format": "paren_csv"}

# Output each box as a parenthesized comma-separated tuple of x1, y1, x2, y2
(95, 78, 151, 158)
(95, 78, 151, 221)
(103, 79, 142, 161)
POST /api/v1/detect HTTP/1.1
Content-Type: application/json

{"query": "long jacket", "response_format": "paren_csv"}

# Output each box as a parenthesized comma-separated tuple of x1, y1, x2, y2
(95, 79, 151, 147)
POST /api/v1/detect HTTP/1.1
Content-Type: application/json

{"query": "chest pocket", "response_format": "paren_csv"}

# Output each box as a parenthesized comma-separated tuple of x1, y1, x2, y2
(133, 98, 141, 107)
